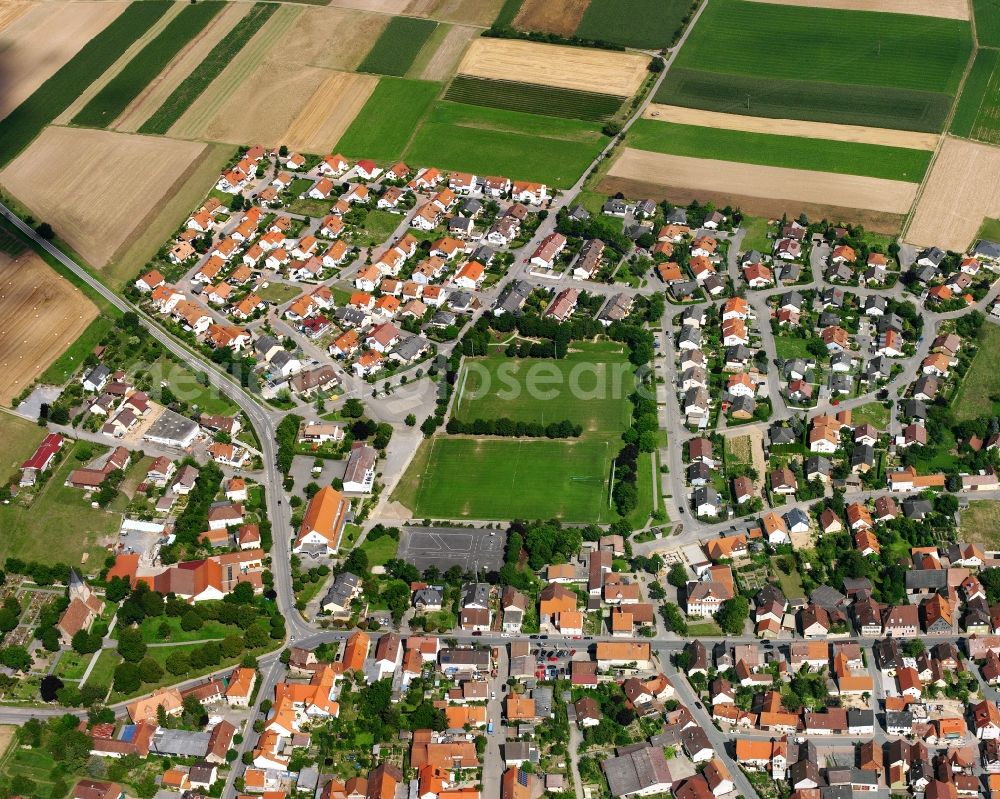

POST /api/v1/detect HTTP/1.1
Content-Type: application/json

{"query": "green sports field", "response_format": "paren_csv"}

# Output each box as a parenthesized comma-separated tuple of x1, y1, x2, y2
(454, 342, 635, 433)
(445, 76, 623, 122)
(403, 101, 608, 187)
(656, 0, 971, 131)
(951, 49, 1000, 144)
(335, 78, 440, 161)
(358, 16, 439, 76)
(396, 437, 615, 522)
(575, 0, 693, 48)
(72, 1, 224, 128)
(628, 119, 931, 182)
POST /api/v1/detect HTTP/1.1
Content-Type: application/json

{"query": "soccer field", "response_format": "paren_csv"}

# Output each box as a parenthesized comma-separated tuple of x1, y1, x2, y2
(453, 342, 635, 433)
(402, 437, 615, 522)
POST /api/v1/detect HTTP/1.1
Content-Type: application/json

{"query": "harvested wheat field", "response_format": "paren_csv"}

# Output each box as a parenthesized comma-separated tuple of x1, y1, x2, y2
(113, 2, 251, 132)
(605, 148, 919, 213)
(271, 6, 387, 71)
(0, 2, 31, 33)
(747, 0, 969, 19)
(514, 0, 590, 34)
(458, 38, 648, 96)
(907, 138, 1000, 250)
(419, 24, 477, 80)
(420, 0, 507, 25)
(0, 250, 98, 404)
(283, 71, 379, 153)
(0, 0, 128, 121)
(644, 104, 941, 150)
(0, 126, 207, 268)
(327, 0, 410, 11)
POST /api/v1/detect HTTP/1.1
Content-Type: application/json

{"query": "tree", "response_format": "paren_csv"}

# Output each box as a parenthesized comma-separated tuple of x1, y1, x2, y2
(342, 398, 365, 418)
(72, 629, 102, 655)
(139, 657, 164, 684)
(105, 577, 131, 603)
(39, 675, 64, 702)
(113, 662, 141, 693)
(117, 628, 147, 663)
(405, 414, 416, 427)
(181, 610, 204, 632)
(165, 650, 191, 676)
(716, 596, 749, 635)
(667, 563, 688, 589)
(35, 222, 54, 240)
(0, 646, 31, 671)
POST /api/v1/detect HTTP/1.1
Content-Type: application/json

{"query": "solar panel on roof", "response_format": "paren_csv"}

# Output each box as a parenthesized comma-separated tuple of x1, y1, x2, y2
(517, 771, 529, 787)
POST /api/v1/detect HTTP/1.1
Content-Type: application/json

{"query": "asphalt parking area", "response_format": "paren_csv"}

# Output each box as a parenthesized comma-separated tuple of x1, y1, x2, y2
(397, 527, 506, 572)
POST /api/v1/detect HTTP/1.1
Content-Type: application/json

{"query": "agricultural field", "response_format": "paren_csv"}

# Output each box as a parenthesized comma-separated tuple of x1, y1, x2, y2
(974, 0, 1000, 47)
(0, 249, 99, 405)
(336, 78, 441, 161)
(656, 0, 971, 131)
(413, 24, 479, 81)
(445, 76, 622, 121)
(138, 2, 277, 135)
(513, 0, 590, 35)
(907, 138, 1000, 250)
(453, 342, 635, 432)
(749, 0, 969, 18)
(0, 126, 209, 270)
(404, 101, 608, 187)
(0, 0, 172, 167)
(358, 16, 439, 76)
(394, 436, 615, 521)
(576, 0, 694, 48)
(951, 323, 1000, 422)
(71, 1, 224, 128)
(628, 119, 931, 181)
(0, 0, 128, 123)
(960, 500, 1000, 547)
(282, 71, 380, 153)
(458, 38, 649, 97)
(951, 49, 1000, 144)
(978, 218, 1000, 242)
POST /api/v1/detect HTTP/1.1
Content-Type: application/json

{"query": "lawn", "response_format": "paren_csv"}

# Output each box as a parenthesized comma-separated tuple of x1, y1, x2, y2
(392, 436, 615, 522)
(626, 450, 655, 529)
(656, 0, 971, 131)
(978, 217, 1000, 242)
(360, 534, 398, 566)
(72, 1, 224, 127)
(0, 413, 46, 482)
(37, 315, 115, 386)
(974, 0, 1000, 48)
(0, 439, 120, 565)
(139, 2, 278, 134)
(404, 101, 608, 187)
(774, 335, 816, 361)
(960, 500, 1000, 546)
(444, 76, 623, 121)
(110, 641, 252, 702)
(358, 16, 439, 76)
(740, 215, 772, 253)
(0, 1, 172, 166)
(335, 77, 441, 162)
(0, 748, 64, 799)
(83, 648, 118, 690)
(851, 401, 890, 429)
(773, 564, 806, 601)
(687, 619, 721, 636)
(952, 322, 1000, 421)
(951, 49, 1000, 144)
(151, 356, 238, 415)
(257, 282, 301, 304)
(453, 341, 635, 433)
(628, 119, 931, 182)
(124, 614, 238, 644)
(54, 650, 92, 680)
(575, 0, 693, 49)
(350, 209, 404, 247)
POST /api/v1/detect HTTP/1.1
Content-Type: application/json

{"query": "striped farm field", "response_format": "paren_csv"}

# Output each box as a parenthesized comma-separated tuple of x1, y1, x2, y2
(657, 0, 971, 131)
(0, 0, 171, 166)
(139, 2, 277, 135)
(951, 49, 1000, 144)
(974, 0, 1000, 47)
(628, 119, 931, 182)
(72, 1, 224, 128)
(336, 77, 440, 161)
(358, 16, 438, 76)
(575, 0, 694, 48)
(445, 75, 623, 121)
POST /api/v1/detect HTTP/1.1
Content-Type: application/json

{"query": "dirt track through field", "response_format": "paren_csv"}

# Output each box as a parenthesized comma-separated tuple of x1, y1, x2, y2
(644, 104, 941, 150)
(514, 0, 591, 35)
(0, 250, 98, 405)
(113, 2, 250, 132)
(0, 0, 128, 122)
(907, 138, 1000, 251)
(0, 126, 207, 268)
(606, 148, 918, 213)
(283, 71, 379, 153)
(419, 23, 477, 80)
(746, 0, 969, 19)
(457, 38, 648, 96)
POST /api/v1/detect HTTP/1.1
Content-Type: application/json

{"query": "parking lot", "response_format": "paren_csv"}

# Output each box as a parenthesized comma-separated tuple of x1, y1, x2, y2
(529, 643, 579, 681)
(397, 526, 506, 572)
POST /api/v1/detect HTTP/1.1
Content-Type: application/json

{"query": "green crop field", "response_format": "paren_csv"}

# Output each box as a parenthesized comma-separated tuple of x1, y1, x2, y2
(404, 101, 607, 187)
(139, 2, 277, 135)
(974, 0, 1000, 48)
(0, 1, 171, 166)
(335, 77, 440, 161)
(395, 437, 615, 521)
(953, 322, 1000, 421)
(656, 0, 971, 131)
(575, 0, 693, 48)
(951, 49, 1000, 143)
(358, 16, 439, 77)
(72, 1, 224, 128)
(454, 341, 635, 432)
(445, 75, 622, 121)
(493, 0, 524, 27)
(628, 119, 931, 182)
